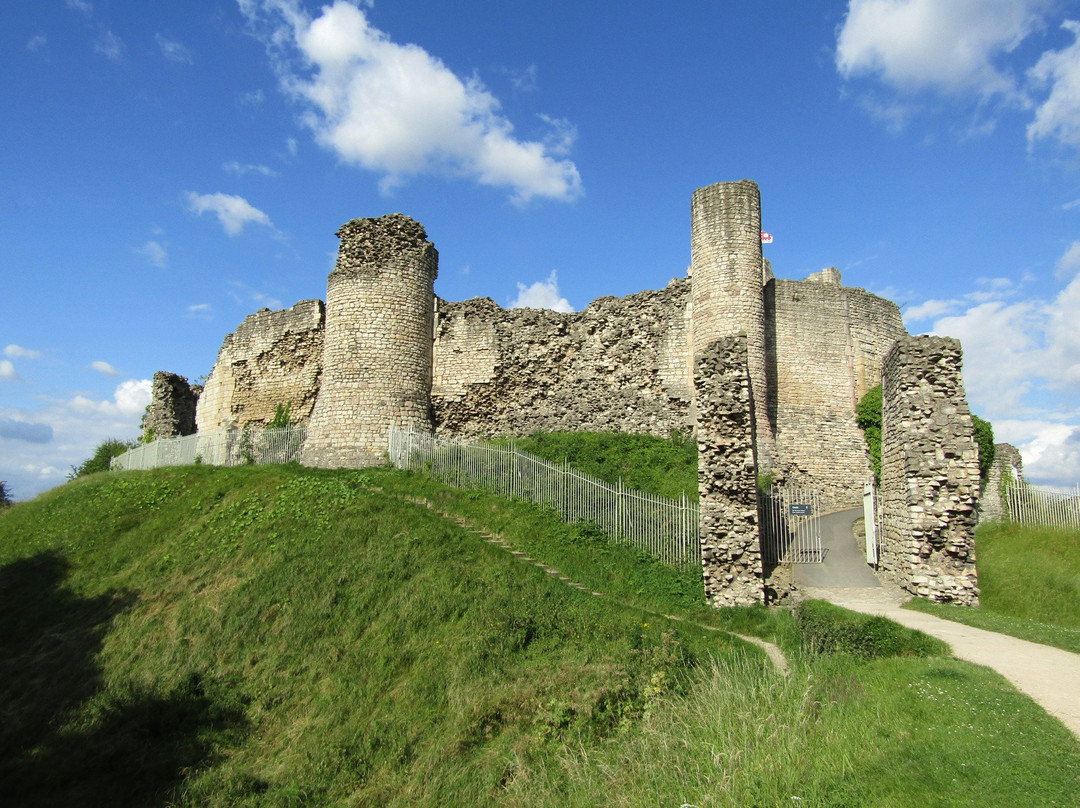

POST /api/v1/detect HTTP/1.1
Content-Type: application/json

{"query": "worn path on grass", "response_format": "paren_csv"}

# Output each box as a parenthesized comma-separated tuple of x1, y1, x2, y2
(798, 509, 1080, 739)
(391, 492, 790, 676)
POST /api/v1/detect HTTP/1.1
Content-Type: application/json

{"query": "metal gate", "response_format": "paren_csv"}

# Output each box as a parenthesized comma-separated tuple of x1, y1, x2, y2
(759, 486, 823, 564)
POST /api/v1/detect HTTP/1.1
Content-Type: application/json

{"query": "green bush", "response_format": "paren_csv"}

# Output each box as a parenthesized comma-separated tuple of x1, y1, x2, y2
(795, 599, 947, 659)
(856, 386, 882, 484)
(972, 415, 995, 483)
(0, 481, 11, 508)
(68, 439, 136, 479)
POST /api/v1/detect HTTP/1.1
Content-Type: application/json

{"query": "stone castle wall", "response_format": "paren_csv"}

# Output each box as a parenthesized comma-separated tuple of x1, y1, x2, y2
(431, 279, 694, 438)
(979, 443, 1024, 522)
(195, 300, 324, 432)
(879, 337, 980, 605)
(691, 180, 775, 468)
(694, 335, 763, 607)
(301, 214, 437, 468)
(767, 273, 907, 507)
(144, 371, 200, 438)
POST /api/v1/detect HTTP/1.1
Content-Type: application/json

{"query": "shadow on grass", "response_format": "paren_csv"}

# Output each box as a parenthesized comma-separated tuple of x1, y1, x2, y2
(0, 552, 247, 807)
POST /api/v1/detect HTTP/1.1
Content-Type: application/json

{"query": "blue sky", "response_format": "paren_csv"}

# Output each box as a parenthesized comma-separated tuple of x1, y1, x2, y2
(4, 0, 1080, 500)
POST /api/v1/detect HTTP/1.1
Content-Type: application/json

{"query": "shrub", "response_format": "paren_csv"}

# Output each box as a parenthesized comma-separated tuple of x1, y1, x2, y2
(856, 386, 882, 484)
(0, 481, 11, 508)
(68, 438, 136, 479)
(795, 599, 947, 659)
(972, 415, 995, 483)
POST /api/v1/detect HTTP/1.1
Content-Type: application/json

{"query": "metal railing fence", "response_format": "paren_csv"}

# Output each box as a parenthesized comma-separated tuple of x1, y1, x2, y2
(758, 485, 823, 564)
(1004, 483, 1080, 529)
(110, 425, 308, 471)
(389, 425, 701, 568)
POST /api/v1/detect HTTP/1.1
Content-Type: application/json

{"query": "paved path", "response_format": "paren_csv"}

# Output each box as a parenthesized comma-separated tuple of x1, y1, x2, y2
(798, 509, 1080, 739)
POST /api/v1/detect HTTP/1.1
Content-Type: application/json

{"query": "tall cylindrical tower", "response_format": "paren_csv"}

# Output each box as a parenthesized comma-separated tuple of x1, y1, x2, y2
(302, 214, 437, 468)
(690, 180, 774, 468)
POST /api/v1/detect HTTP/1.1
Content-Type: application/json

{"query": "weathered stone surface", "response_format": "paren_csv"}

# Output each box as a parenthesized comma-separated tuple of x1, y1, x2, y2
(431, 279, 693, 437)
(145, 371, 199, 438)
(980, 443, 1024, 522)
(196, 300, 324, 431)
(695, 335, 763, 607)
(301, 214, 437, 468)
(878, 337, 981, 605)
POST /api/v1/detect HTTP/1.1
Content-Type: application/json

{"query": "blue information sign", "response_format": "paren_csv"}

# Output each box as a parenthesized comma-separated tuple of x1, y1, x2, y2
(789, 503, 812, 516)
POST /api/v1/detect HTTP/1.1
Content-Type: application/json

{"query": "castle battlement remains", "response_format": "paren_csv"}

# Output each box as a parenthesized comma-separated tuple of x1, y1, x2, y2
(158, 180, 982, 607)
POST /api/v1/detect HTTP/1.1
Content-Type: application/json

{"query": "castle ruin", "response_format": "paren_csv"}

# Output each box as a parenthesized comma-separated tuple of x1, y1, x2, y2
(158, 180, 985, 606)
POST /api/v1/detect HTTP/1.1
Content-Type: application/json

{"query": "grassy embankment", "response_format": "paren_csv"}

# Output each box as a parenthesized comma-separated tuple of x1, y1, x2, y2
(906, 520, 1080, 654)
(0, 441, 1078, 805)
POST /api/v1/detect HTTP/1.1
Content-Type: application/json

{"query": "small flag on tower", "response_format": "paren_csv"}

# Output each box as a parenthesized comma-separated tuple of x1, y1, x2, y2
(761, 231, 773, 244)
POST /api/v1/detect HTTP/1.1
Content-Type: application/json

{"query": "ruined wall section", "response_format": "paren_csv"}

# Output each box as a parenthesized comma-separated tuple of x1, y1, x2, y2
(302, 214, 437, 468)
(691, 180, 775, 468)
(195, 300, 324, 432)
(145, 371, 200, 438)
(431, 278, 694, 438)
(980, 443, 1024, 522)
(766, 273, 906, 506)
(695, 335, 763, 607)
(879, 337, 980, 605)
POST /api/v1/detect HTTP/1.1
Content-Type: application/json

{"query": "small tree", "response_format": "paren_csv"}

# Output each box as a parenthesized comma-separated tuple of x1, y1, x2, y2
(856, 385, 883, 485)
(68, 438, 136, 479)
(972, 415, 995, 483)
(0, 481, 12, 509)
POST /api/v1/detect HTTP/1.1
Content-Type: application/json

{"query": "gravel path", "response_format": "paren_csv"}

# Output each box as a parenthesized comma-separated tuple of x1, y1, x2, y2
(797, 509, 1080, 739)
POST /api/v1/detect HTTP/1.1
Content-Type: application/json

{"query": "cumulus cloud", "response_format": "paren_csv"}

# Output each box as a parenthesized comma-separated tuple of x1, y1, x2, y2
(186, 191, 273, 236)
(0, 378, 152, 501)
(90, 361, 120, 376)
(156, 34, 194, 64)
(5, 345, 42, 360)
(238, 0, 582, 204)
(0, 419, 53, 444)
(26, 34, 47, 52)
(0, 360, 16, 380)
(836, 0, 1048, 100)
(138, 239, 168, 268)
(1056, 240, 1080, 279)
(1028, 21, 1080, 147)
(509, 271, 574, 313)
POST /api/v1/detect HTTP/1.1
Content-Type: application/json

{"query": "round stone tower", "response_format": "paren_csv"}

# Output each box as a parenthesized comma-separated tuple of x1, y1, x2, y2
(301, 213, 437, 468)
(690, 179, 775, 469)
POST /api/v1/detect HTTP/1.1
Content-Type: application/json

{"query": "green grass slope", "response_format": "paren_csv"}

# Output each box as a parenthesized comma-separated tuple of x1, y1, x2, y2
(1, 465, 1079, 807)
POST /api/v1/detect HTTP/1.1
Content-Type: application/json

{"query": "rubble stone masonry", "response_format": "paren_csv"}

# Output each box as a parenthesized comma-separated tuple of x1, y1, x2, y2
(145, 371, 199, 438)
(695, 336, 763, 607)
(879, 337, 980, 605)
(301, 214, 437, 468)
(195, 300, 324, 432)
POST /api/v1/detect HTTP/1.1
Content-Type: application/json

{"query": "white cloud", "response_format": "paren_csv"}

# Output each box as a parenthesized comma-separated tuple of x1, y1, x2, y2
(1028, 21, 1080, 147)
(836, 0, 1048, 100)
(905, 298, 959, 322)
(509, 270, 574, 313)
(186, 303, 214, 320)
(66, 0, 93, 14)
(94, 29, 123, 61)
(0, 360, 16, 380)
(26, 34, 47, 52)
(186, 191, 273, 236)
(90, 360, 120, 376)
(156, 34, 194, 64)
(286, 137, 298, 155)
(228, 282, 282, 310)
(137, 239, 168, 268)
(242, 88, 266, 106)
(239, 0, 582, 205)
(0, 379, 152, 500)
(5, 345, 42, 360)
(1056, 240, 1080, 279)
(223, 161, 279, 177)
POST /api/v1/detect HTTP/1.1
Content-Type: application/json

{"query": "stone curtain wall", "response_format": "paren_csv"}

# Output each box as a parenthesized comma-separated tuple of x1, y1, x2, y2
(145, 372, 200, 438)
(766, 273, 907, 507)
(879, 337, 980, 605)
(694, 335, 763, 607)
(691, 180, 775, 469)
(431, 279, 694, 438)
(195, 300, 324, 432)
(302, 214, 438, 468)
(980, 443, 1024, 522)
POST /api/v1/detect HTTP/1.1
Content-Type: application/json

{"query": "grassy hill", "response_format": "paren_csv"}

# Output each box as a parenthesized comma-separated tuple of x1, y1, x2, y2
(2, 464, 1079, 806)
